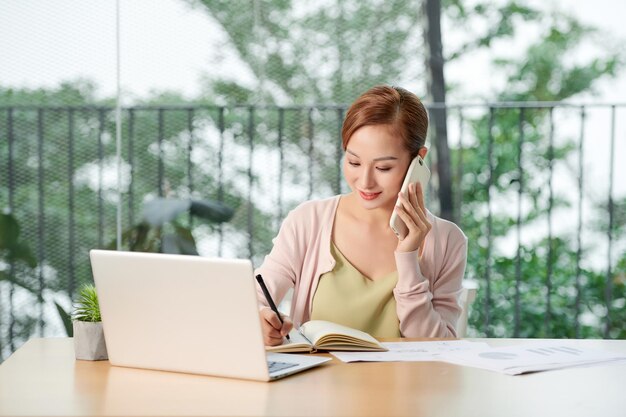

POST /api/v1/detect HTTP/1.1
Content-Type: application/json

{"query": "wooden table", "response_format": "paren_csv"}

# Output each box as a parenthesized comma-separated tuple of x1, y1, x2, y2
(1, 338, 625, 416)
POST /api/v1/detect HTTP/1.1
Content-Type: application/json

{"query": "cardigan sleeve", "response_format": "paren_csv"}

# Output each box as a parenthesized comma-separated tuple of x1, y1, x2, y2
(393, 227, 467, 338)
(254, 208, 303, 309)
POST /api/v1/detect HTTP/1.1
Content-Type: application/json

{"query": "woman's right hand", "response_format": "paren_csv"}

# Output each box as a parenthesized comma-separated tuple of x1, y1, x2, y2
(259, 307, 294, 346)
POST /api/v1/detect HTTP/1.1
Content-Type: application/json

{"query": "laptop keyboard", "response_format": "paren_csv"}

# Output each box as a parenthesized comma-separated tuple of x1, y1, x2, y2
(268, 360, 298, 373)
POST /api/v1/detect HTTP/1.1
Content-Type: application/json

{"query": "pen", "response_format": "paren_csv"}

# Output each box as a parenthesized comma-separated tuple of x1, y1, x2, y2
(255, 274, 290, 340)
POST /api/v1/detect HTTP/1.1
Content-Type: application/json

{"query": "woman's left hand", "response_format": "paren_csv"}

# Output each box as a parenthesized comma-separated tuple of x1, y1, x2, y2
(394, 182, 432, 254)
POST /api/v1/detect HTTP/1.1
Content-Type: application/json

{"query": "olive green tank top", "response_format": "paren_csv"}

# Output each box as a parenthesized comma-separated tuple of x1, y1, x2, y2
(310, 242, 401, 338)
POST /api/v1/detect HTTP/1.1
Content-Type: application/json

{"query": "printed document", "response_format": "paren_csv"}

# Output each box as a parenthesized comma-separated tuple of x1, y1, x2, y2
(331, 340, 489, 363)
(439, 341, 626, 375)
(331, 340, 626, 375)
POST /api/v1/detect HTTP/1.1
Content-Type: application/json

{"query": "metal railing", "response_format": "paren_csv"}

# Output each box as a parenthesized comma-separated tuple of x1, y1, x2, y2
(1, 102, 624, 359)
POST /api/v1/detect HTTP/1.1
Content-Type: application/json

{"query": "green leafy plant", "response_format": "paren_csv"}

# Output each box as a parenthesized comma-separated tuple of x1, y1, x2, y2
(0, 213, 37, 293)
(0, 213, 41, 359)
(55, 301, 73, 337)
(72, 284, 101, 322)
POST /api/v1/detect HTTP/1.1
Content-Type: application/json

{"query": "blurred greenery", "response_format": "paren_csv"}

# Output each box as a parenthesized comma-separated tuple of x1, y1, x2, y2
(451, 10, 625, 337)
(188, 0, 426, 105)
(0, 213, 37, 289)
(0, 213, 39, 359)
(112, 197, 234, 255)
(1, 1, 625, 361)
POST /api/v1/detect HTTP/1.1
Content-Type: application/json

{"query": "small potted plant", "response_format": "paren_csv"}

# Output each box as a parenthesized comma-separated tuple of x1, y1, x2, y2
(72, 284, 108, 361)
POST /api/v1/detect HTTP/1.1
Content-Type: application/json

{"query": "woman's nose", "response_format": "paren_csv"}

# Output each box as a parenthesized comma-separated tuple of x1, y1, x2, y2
(359, 168, 376, 189)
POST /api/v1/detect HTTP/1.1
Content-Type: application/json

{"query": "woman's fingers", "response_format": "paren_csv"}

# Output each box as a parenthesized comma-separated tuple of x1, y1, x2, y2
(394, 203, 411, 240)
(398, 189, 424, 230)
(280, 316, 294, 336)
(406, 183, 430, 233)
(260, 307, 293, 346)
(396, 185, 432, 251)
(395, 196, 424, 241)
(262, 307, 282, 328)
(409, 182, 419, 210)
(409, 183, 428, 223)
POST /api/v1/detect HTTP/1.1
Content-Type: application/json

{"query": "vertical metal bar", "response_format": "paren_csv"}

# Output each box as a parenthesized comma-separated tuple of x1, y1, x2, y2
(7, 109, 14, 210)
(158, 109, 164, 197)
(277, 108, 285, 222)
(8, 282, 14, 354)
(545, 108, 554, 336)
(514, 108, 525, 337)
(97, 109, 105, 247)
(0, 111, 5, 359)
(68, 109, 76, 299)
(128, 109, 135, 227)
(456, 110, 464, 229)
(247, 107, 255, 259)
(336, 108, 344, 195)
(0, 111, 5, 358)
(115, 0, 122, 252)
(37, 109, 46, 336)
(574, 106, 586, 339)
(7, 108, 15, 351)
(485, 107, 494, 337)
(217, 107, 225, 257)
(308, 108, 314, 200)
(605, 105, 616, 338)
(187, 108, 194, 227)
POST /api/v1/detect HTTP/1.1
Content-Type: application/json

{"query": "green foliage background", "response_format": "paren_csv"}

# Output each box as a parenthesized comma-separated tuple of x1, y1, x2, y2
(1, 0, 625, 360)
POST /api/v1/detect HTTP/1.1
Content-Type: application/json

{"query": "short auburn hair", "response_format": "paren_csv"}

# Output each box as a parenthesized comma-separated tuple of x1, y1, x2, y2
(341, 85, 428, 158)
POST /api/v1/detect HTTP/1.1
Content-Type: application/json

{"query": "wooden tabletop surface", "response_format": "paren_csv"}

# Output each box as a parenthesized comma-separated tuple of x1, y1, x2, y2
(1, 337, 625, 417)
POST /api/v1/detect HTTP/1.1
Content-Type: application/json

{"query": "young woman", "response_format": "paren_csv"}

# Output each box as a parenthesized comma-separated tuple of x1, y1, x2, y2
(256, 85, 467, 345)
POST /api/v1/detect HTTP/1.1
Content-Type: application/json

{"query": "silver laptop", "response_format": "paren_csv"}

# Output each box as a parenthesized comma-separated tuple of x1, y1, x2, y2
(89, 250, 330, 381)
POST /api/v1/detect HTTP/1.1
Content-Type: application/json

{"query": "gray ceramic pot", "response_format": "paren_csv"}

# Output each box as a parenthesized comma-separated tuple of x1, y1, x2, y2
(73, 321, 108, 361)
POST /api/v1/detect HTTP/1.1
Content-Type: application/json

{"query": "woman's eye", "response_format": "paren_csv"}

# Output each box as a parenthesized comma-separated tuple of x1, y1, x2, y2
(349, 162, 360, 167)
(377, 167, 391, 172)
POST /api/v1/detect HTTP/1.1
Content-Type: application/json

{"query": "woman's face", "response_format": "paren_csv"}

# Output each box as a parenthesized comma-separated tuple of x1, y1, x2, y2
(343, 124, 412, 211)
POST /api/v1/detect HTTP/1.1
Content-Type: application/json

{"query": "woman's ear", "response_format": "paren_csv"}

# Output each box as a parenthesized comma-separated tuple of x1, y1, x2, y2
(418, 147, 428, 159)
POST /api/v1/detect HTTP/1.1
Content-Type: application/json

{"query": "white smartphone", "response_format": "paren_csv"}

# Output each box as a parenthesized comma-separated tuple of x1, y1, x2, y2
(389, 155, 431, 238)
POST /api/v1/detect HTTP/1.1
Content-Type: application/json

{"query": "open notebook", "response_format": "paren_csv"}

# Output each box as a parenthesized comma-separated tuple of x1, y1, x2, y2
(266, 320, 388, 353)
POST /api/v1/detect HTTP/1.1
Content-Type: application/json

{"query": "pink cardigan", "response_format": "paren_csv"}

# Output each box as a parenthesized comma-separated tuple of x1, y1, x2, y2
(255, 195, 467, 337)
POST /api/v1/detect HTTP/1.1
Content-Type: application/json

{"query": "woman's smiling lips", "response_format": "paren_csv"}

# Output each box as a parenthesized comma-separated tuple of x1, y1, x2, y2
(359, 191, 382, 200)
